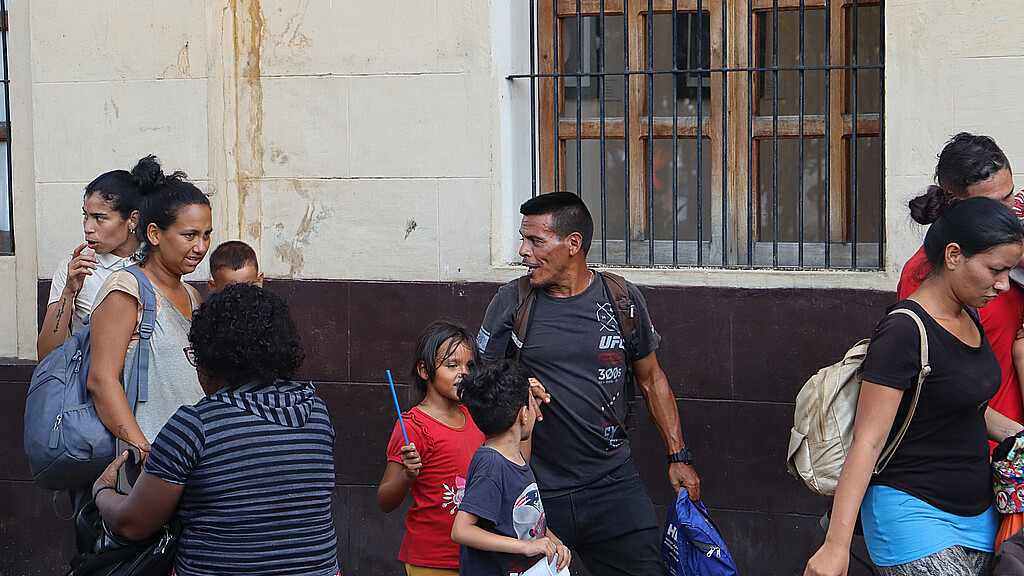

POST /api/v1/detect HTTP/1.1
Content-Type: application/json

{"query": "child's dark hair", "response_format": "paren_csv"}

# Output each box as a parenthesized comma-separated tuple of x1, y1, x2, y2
(909, 133, 1011, 225)
(84, 164, 145, 221)
(210, 240, 259, 274)
(457, 359, 530, 437)
(922, 197, 1024, 267)
(133, 155, 211, 264)
(411, 321, 477, 401)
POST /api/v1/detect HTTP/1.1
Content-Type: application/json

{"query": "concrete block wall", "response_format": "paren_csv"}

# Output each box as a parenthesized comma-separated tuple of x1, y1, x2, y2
(3, 1, 1024, 359)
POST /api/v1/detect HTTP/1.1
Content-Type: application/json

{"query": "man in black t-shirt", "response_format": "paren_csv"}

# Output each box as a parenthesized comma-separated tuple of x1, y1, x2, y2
(477, 192, 701, 575)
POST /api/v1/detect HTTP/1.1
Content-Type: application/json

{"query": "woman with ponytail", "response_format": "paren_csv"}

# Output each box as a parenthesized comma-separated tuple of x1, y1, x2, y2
(807, 197, 1024, 576)
(86, 155, 212, 461)
(37, 165, 143, 359)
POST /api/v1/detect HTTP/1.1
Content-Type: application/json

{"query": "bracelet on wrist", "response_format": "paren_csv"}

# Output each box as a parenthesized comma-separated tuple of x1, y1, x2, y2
(93, 485, 126, 500)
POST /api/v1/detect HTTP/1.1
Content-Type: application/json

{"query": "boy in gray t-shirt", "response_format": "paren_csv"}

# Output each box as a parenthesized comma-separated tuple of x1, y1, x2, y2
(452, 360, 571, 576)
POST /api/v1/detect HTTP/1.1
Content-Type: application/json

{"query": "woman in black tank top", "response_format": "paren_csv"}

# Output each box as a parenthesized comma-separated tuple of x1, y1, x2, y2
(806, 197, 1024, 576)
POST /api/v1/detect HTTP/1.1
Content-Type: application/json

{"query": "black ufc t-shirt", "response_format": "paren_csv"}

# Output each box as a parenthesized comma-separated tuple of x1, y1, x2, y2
(477, 275, 660, 495)
(863, 300, 999, 516)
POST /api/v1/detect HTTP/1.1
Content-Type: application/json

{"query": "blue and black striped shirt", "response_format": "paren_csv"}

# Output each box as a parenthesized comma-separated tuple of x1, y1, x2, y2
(146, 380, 340, 576)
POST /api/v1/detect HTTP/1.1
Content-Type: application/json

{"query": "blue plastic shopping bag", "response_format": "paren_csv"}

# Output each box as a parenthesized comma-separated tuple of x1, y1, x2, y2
(661, 489, 738, 576)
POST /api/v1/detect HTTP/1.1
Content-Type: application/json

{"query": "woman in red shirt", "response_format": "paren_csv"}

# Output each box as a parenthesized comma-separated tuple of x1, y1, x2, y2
(898, 133, 1021, 427)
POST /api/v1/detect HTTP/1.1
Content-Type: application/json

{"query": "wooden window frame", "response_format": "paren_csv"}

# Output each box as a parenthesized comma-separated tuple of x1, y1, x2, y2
(535, 0, 882, 268)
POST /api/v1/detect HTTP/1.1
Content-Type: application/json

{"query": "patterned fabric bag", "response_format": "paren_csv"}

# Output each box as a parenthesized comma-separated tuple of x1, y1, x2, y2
(993, 434, 1024, 514)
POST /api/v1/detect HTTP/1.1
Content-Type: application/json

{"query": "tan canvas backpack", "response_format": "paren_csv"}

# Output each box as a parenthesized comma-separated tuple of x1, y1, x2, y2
(786, 308, 930, 496)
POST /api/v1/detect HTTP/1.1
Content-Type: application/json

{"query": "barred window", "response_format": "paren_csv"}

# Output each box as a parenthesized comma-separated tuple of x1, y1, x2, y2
(513, 0, 883, 269)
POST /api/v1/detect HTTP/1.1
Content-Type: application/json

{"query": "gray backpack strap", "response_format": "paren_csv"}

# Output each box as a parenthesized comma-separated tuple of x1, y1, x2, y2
(873, 307, 931, 474)
(123, 267, 158, 406)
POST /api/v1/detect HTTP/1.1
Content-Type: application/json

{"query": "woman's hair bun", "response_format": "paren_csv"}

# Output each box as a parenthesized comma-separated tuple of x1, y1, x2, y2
(131, 155, 164, 194)
(908, 185, 956, 225)
(130, 155, 209, 266)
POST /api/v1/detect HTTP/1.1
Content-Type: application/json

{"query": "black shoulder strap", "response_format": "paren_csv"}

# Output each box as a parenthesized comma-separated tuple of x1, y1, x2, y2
(509, 276, 537, 361)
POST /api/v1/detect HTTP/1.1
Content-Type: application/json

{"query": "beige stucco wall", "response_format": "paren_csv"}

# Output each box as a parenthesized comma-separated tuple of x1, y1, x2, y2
(24, 0, 506, 286)
(884, 0, 1024, 286)
(2, 0, 1024, 358)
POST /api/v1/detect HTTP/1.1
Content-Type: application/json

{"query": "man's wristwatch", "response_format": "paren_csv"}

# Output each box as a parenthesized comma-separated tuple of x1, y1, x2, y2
(667, 447, 694, 465)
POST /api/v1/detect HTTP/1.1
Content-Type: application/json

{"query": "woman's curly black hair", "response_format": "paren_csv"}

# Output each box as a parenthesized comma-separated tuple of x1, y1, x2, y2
(187, 283, 304, 385)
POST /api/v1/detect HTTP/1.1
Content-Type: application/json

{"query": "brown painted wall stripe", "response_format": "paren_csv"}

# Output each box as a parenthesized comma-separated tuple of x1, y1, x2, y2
(7, 278, 889, 575)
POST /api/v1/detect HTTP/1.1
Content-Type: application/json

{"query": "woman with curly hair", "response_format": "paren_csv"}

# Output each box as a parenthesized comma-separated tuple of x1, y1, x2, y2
(91, 283, 340, 576)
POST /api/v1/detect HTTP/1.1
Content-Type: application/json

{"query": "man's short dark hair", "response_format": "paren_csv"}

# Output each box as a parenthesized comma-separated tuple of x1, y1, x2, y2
(457, 359, 530, 437)
(520, 192, 594, 256)
(209, 240, 259, 274)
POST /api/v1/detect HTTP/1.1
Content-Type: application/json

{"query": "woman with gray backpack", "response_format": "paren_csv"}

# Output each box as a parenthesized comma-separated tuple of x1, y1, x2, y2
(804, 197, 1024, 576)
(86, 156, 211, 465)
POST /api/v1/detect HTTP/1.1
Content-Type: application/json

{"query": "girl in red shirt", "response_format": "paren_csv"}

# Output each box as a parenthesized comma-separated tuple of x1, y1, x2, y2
(378, 321, 486, 576)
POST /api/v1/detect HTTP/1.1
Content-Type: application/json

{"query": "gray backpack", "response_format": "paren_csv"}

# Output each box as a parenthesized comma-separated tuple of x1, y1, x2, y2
(24, 266, 157, 490)
(786, 307, 929, 496)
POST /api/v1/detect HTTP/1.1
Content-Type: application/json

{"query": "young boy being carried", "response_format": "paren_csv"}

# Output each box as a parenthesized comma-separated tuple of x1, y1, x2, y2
(207, 240, 264, 292)
(452, 360, 571, 576)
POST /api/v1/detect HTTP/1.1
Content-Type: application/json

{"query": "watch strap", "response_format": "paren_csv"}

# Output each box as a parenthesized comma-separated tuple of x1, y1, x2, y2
(667, 447, 693, 464)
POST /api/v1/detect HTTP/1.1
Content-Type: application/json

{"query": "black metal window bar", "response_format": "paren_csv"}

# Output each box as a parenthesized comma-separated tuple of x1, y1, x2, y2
(511, 0, 883, 269)
(0, 3, 11, 255)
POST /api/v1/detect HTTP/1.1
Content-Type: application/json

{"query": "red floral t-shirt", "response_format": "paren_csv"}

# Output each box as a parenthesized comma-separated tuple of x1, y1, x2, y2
(386, 405, 485, 569)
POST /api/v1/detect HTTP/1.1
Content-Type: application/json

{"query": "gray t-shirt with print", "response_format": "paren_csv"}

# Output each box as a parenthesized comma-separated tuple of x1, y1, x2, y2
(477, 274, 661, 495)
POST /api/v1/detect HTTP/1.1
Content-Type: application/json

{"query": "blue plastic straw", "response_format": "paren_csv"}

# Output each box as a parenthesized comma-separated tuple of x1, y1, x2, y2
(387, 369, 409, 445)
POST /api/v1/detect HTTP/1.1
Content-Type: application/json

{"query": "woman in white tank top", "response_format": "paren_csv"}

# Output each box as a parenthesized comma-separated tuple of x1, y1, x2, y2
(37, 163, 145, 359)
